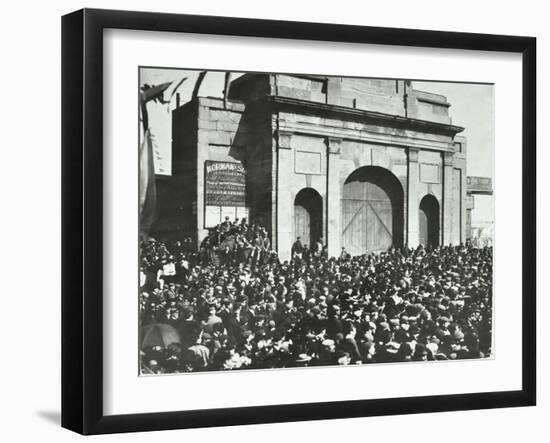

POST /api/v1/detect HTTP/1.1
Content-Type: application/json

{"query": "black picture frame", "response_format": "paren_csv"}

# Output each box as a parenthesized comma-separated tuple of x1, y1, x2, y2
(61, 8, 536, 435)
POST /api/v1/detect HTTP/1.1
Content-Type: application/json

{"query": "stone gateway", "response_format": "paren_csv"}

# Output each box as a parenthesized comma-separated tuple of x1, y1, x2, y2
(156, 73, 489, 261)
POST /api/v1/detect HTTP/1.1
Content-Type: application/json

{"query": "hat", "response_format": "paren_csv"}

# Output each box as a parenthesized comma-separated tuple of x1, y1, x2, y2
(379, 322, 390, 331)
(336, 352, 352, 365)
(386, 342, 400, 354)
(295, 353, 312, 363)
(426, 342, 439, 355)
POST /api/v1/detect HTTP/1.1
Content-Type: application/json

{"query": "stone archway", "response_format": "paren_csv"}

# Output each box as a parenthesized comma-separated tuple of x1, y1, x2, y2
(419, 194, 440, 247)
(294, 188, 323, 249)
(341, 166, 404, 255)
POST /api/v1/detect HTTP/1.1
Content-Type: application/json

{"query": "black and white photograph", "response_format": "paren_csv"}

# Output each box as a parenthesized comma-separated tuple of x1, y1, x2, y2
(0, 0, 544, 439)
(138, 68, 494, 374)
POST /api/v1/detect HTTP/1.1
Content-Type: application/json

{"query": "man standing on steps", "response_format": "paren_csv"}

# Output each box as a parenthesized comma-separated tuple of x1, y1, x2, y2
(314, 237, 324, 258)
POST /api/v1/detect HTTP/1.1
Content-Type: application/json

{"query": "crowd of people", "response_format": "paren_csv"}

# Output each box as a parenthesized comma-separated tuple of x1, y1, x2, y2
(139, 218, 493, 374)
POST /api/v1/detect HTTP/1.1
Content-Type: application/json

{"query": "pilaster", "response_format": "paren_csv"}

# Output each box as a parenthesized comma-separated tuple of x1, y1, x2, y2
(442, 151, 455, 245)
(326, 136, 342, 258)
(276, 130, 293, 261)
(407, 148, 420, 248)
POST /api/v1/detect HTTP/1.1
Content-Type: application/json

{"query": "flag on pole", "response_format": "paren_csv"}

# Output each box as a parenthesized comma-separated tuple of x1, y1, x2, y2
(139, 129, 157, 237)
(139, 82, 173, 237)
(140, 82, 173, 103)
(138, 73, 208, 237)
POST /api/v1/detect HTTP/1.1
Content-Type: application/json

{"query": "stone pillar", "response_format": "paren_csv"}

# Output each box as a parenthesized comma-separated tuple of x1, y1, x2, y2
(407, 148, 420, 248)
(442, 151, 454, 246)
(270, 117, 278, 250)
(276, 130, 293, 262)
(460, 170, 467, 244)
(196, 102, 210, 246)
(326, 137, 342, 258)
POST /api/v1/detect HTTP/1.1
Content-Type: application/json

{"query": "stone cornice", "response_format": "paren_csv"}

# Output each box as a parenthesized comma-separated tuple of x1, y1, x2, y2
(416, 96, 451, 108)
(264, 95, 464, 137)
(278, 120, 455, 152)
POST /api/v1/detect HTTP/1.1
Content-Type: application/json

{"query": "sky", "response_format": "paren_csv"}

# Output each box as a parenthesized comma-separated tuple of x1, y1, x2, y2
(140, 68, 494, 223)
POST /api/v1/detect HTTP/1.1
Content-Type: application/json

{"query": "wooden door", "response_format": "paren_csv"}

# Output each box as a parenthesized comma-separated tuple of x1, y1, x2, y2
(342, 180, 393, 255)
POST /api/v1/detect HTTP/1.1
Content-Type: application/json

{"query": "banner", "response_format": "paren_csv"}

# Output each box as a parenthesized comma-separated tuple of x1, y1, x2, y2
(139, 129, 157, 236)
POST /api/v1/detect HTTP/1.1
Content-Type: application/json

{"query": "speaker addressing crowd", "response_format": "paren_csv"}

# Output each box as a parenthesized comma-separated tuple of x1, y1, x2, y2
(139, 217, 493, 374)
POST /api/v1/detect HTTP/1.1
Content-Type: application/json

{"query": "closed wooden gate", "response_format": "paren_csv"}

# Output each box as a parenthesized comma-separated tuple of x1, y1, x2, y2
(342, 167, 403, 256)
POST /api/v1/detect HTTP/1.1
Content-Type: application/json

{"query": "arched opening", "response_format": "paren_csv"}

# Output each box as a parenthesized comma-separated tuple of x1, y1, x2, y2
(294, 188, 323, 249)
(342, 166, 404, 255)
(419, 194, 440, 247)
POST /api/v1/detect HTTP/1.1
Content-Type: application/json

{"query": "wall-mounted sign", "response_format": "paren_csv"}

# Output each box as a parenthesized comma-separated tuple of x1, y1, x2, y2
(205, 161, 246, 206)
(467, 176, 493, 195)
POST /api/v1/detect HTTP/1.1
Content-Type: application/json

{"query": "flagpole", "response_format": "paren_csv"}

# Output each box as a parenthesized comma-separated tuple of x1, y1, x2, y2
(140, 97, 149, 133)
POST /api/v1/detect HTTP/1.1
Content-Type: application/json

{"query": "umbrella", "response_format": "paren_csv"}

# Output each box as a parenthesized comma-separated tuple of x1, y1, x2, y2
(140, 323, 181, 349)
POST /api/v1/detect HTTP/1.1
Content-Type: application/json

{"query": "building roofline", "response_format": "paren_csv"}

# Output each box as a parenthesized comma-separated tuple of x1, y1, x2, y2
(265, 95, 465, 136)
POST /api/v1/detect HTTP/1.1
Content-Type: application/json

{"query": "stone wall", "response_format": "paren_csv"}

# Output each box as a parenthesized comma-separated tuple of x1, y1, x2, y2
(230, 74, 454, 126)
(272, 109, 465, 258)
(170, 96, 276, 247)
(409, 89, 452, 124)
(165, 73, 468, 258)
